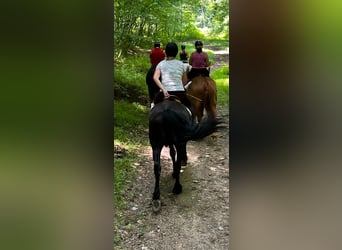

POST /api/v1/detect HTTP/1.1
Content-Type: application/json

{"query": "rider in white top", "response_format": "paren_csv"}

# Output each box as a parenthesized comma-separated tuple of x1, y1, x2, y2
(153, 42, 191, 110)
(156, 59, 185, 92)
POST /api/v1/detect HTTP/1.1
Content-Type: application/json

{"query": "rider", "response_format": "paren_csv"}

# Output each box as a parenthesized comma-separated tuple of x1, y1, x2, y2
(188, 40, 211, 80)
(179, 44, 190, 74)
(179, 45, 189, 63)
(146, 41, 165, 108)
(153, 42, 191, 110)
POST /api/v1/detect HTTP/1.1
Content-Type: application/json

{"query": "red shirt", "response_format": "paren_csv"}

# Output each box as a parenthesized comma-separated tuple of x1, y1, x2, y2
(150, 48, 165, 66)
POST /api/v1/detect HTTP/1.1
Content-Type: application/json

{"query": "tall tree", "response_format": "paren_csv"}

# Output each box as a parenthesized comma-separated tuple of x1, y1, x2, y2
(114, 0, 228, 58)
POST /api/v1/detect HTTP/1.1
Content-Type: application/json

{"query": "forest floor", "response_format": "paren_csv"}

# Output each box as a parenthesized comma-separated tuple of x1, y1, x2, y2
(115, 50, 229, 250)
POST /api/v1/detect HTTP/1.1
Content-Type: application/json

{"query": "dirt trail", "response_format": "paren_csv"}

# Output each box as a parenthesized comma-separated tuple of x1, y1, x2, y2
(115, 50, 229, 250)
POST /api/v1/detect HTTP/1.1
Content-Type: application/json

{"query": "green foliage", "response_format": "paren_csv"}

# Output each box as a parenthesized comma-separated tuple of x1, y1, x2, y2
(195, 0, 229, 39)
(114, 55, 150, 104)
(114, 156, 135, 206)
(114, 153, 138, 247)
(114, 100, 149, 226)
(211, 66, 229, 105)
(203, 38, 229, 49)
(114, 100, 149, 138)
(114, 0, 228, 58)
(211, 65, 229, 79)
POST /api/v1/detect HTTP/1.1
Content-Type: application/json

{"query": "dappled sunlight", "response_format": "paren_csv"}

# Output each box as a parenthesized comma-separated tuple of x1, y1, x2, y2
(140, 142, 202, 165)
(216, 79, 229, 86)
(132, 102, 148, 112)
(114, 139, 143, 152)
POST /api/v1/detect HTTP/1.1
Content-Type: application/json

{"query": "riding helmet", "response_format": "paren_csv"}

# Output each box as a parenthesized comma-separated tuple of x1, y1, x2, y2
(154, 41, 161, 48)
(165, 42, 178, 57)
(195, 40, 203, 46)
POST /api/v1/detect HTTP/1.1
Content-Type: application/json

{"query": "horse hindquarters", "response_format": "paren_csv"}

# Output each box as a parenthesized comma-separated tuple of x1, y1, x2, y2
(187, 81, 204, 122)
(204, 77, 217, 119)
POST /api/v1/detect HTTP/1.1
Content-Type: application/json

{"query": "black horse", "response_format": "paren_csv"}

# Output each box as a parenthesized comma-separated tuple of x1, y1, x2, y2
(149, 98, 220, 212)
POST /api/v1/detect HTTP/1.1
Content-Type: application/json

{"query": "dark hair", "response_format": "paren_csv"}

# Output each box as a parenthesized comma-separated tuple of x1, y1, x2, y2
(165, 42, 178, 57)
(195, 40, 203, 46)
(154, 41, 160, 48)
(181, 45, 185, 49)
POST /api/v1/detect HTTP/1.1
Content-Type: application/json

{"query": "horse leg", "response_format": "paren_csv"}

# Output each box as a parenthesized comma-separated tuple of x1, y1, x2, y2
(197, 103, 205, 122)
(172, 144, 183, 194)
(204, 88, 217, 119)
(179, 142, 188, 166)
(170, 145, 178, 178)
(152, 147, 162, 201)
(191, 101, 202, 123)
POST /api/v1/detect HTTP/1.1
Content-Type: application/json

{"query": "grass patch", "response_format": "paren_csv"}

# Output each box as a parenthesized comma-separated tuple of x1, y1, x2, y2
(114, 99, 149, 211)
(114, 154, 137, 246)
(203, 38, 229, 49)
(114, 100, 150, 246)
(211, 66, 229, 105)
(114, 54, 150, 104)
(114, 156, 136, 206)
(114, 100, 149, 144)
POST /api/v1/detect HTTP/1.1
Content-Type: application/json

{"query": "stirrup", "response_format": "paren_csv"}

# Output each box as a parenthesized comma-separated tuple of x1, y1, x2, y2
(185, 107, 192, 117)
(184, 81, 192, 89)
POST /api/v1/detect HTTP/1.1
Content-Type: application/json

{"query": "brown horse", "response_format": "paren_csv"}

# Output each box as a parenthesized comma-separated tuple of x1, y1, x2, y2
(186, 76, 217, 122)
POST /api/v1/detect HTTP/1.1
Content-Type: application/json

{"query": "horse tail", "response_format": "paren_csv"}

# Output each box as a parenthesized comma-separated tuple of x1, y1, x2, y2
(185, 117, 220, 141)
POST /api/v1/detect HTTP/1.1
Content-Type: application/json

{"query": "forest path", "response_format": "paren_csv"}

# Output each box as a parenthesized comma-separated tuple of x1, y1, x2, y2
(115, 48, 229, 250)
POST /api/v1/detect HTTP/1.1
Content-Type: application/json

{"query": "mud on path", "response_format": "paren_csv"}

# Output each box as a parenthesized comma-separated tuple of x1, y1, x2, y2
(115, 50, 229, 250)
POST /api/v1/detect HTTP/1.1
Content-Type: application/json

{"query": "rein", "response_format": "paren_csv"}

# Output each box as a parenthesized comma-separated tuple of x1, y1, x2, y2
(186, 93, 203, 102)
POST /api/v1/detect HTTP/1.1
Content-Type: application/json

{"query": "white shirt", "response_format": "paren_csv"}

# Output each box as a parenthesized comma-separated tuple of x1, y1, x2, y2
(156, 59, 185, 91)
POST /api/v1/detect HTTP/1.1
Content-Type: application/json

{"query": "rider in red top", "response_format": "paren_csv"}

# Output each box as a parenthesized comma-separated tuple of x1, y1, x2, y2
(150, 42, 165, 66)
(188, 40, 211, 80)
(146, 42, 166, 107)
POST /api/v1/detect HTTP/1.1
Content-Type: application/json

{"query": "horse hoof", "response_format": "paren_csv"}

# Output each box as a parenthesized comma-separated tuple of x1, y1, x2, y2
(152, 200, 161, 212)
(181, 160, 187, 166)
(173, 184, 182, 194)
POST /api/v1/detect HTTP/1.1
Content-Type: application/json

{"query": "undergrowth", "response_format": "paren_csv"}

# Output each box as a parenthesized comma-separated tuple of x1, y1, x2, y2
(211, 66, 229, 105)
(114, 100, 149, 210)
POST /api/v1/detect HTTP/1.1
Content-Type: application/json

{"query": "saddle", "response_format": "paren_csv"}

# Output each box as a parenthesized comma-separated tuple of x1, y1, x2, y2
(165, 95, 181, 103)
(165, 95, 192, 116)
